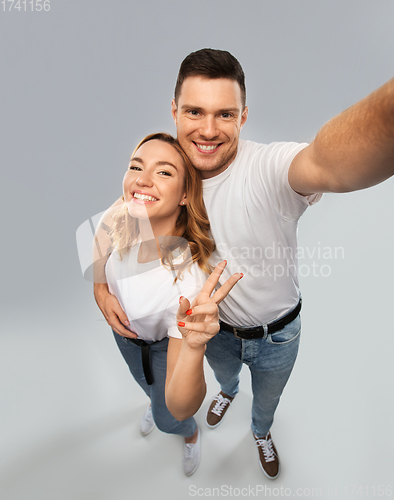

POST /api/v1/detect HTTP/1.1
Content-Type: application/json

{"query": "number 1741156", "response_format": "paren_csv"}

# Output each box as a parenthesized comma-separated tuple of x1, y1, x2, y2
(1, 0, 50, 11)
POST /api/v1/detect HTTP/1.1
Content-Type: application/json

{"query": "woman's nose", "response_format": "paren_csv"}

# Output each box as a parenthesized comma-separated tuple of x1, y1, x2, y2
(136, 170, 153, 186)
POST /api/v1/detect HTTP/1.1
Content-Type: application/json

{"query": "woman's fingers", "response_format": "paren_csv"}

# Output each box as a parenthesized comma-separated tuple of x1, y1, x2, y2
(177, 295, 191, 322)
(198, 260, 228, 297)
(178, 320, 220, 336)
(185, 302, 218, 318)
(198, 261, 243, 304)
(212, 272, 243, 305)
(175, 262, 242, 340)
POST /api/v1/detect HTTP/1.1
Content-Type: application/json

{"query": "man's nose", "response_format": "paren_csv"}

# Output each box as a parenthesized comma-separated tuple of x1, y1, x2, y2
(199, 116, 219, 140)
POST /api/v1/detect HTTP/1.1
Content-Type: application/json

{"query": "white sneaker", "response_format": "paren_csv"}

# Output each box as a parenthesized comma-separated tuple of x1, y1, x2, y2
(183, 426, 201, 476)
(139, 404, 155, 436)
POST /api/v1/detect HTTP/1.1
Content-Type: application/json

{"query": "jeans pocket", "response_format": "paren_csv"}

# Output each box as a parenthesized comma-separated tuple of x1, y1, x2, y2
(267, 317, 301, 345)
(122, 336, 133, 345)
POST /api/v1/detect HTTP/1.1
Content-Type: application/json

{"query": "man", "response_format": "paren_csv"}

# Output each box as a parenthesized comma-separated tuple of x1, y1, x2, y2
(94, 48, 394, 479)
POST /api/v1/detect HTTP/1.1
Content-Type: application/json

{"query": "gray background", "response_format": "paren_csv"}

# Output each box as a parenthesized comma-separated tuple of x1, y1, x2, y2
(1, 1, 393, 499)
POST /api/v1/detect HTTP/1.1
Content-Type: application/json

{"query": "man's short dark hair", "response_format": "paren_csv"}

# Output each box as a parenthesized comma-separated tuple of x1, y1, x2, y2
(174, 48, 246, 108)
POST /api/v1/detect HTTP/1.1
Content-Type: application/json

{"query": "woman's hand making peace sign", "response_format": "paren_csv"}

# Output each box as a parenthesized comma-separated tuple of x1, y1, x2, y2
(176, 260, 243, 350)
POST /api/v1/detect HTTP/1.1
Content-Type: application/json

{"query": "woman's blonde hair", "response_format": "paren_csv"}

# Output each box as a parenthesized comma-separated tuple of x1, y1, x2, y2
(110, 133, 214, 277)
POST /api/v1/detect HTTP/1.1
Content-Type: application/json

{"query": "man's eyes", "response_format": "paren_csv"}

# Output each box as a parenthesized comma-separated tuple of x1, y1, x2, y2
(186, 110, 234, 119)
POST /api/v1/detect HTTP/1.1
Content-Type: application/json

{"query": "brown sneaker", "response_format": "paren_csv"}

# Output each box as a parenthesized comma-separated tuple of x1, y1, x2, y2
(205, 391, 234, 428)
(253, 431, 280, 479)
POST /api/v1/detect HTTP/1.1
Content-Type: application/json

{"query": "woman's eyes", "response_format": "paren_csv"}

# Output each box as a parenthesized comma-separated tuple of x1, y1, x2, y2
(128, 165, 171, 176)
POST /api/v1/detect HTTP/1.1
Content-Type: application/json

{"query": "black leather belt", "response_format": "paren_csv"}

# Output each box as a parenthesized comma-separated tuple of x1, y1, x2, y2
(220, 298, 302, 340)
(127, 338, 158, 385)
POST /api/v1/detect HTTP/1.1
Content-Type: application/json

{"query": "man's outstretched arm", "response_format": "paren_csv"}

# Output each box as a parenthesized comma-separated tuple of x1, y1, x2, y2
(289, 77, 394, 195)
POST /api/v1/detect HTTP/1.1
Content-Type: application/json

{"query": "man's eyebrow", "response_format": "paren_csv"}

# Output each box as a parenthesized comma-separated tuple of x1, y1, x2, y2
(180, 104, 240, 114)
(180, 104, 203, 112)
(218, 107, 240, 114)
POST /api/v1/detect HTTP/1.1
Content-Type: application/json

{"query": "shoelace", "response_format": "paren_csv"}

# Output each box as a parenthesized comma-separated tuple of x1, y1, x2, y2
(184, 443, 194, 458)
(255, 434, 276, 463)
(211, 394, 231, 416)
(144, 405, 153, 419)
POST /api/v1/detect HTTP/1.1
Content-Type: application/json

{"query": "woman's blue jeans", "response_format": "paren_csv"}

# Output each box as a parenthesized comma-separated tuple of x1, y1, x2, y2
(205, 315, 301, 437)
(113, 332, 196, 438)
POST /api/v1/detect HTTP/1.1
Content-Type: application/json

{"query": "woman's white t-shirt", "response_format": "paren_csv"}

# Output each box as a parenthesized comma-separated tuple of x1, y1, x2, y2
(105, 244, 207, 341)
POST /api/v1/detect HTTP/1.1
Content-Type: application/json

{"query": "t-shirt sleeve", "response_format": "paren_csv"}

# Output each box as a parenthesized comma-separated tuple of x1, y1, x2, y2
(252, 141, 322, 222)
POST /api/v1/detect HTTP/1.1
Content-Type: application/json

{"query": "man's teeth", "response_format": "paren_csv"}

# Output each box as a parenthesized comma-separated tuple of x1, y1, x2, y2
(196, 144, 219, 151)
(133, 193, 158, 201)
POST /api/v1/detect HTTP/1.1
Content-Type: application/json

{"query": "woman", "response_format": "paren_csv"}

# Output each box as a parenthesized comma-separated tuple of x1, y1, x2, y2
(97, 133, 241, 476)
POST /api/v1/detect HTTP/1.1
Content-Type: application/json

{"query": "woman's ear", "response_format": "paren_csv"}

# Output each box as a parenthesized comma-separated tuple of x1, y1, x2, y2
(179, 195, 187, 206)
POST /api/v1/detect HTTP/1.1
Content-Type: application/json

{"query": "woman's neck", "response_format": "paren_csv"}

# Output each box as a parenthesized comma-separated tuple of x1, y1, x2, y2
(138, 218, 177, 264)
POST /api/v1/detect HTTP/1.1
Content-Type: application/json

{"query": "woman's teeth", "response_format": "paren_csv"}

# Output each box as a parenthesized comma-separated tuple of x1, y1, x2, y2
(133, 193, 158, 201)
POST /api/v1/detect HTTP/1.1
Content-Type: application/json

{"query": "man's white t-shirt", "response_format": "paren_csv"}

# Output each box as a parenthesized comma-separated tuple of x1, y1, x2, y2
(105, 244, 207, 341)
(203, 140, 321, 327)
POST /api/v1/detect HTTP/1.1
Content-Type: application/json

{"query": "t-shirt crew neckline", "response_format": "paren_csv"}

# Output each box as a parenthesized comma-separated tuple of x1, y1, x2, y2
(202, 140, 245, 188)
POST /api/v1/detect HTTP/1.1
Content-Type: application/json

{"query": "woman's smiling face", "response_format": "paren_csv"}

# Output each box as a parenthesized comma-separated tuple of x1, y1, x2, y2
(123, 139, 187, 231)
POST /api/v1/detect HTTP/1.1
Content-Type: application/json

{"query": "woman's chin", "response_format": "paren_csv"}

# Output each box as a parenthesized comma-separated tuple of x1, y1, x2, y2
(126, 201, 150, 220)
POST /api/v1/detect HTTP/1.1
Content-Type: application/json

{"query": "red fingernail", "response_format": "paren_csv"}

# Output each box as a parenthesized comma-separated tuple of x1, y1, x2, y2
(186, 309, 192, 315)
(223, 260, 227, 265)
(124, 320, 130, 325)
(179, 296, 184, 303)
(178, 321, 185, 327)
(240, 273, 243, 278)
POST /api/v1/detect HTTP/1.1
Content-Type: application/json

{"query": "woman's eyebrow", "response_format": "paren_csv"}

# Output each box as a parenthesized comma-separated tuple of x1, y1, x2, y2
(156, 161, 178, 170)
(129, 158, 178, 170)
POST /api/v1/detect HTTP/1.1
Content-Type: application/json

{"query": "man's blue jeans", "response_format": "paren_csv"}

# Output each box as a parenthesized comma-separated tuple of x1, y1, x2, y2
(205, 315, 301, 437)
(113, 332, 196, 438)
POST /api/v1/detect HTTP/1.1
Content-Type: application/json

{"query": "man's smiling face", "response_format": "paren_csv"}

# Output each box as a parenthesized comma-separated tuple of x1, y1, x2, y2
(171, 76, 248, 179)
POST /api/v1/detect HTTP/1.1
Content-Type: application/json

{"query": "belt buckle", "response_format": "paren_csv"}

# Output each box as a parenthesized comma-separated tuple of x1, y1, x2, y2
(232, 327, 245, 339)
(233, 325, 267, 340)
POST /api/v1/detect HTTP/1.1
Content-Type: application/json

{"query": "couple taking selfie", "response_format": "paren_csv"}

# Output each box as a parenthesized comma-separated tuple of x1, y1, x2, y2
(92, 49, 394, 478)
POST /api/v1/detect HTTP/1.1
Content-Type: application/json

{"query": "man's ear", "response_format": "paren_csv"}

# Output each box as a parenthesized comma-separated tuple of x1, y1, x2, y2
(171, 99, 178, 126)
(240, 106, 248, 128)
